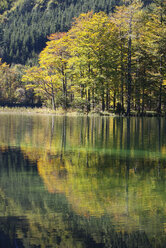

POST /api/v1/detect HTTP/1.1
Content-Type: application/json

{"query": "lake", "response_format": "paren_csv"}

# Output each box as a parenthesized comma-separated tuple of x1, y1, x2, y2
(0, 114, 165, 248)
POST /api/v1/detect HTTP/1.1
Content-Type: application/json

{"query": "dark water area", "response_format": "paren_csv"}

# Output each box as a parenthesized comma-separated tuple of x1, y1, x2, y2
(0, 114, 165, 247)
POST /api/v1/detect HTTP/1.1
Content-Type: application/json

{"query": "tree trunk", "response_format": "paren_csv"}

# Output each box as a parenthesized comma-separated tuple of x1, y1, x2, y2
(113, 90, 116, 111)
(106, 83, 110, 111)
(102, 86, 105, 112)
(81, 84, 84, 98)
(62, 75, 67, 110)
(142, 86, 144, 115)
(87, 89, 91, 113)
(64, 76, 67, 109)
(158, 1, 163, 114)
(52, 96, 56, 110)
(92, 87, 95, 110)
(127, 19, 132, 116)
(81, 84, 84, 111)
(120, 42, 124, 109)
(135, 56, 140, 113)
(158, 56, 163, 114)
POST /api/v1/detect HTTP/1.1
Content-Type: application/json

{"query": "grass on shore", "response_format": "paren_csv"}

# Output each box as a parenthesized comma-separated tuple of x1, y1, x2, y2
(0, 107, 163, 117)
(0, 107, 80, 115)
(0, 106, 116, 116)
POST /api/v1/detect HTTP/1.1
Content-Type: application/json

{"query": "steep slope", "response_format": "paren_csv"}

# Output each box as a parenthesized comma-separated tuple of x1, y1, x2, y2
(0, 0, 152, 64)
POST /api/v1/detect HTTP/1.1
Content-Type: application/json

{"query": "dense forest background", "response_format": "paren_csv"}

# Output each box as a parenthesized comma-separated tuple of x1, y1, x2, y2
(0, 0, 151, 65)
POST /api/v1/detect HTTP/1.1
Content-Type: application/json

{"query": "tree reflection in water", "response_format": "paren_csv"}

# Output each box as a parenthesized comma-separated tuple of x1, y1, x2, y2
(0, 115, 165, 247)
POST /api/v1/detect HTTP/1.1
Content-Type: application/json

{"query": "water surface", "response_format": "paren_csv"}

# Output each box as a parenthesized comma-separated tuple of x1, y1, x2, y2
(0, 114, 165, 247)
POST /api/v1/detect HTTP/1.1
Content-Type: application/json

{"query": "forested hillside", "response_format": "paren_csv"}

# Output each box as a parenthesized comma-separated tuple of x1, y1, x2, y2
(1, 0, 165, 115)
(0, 0, 152, 64)
(0, 0, 121, 64)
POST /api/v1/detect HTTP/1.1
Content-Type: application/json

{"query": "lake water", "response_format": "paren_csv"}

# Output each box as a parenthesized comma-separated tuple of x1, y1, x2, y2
(0, 114, 165, 248)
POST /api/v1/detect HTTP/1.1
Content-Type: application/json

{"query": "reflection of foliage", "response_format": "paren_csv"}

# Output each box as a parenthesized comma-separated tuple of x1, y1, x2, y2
(0, 115, 166, 160)
(0, 149, 85, 248)
(0, 115, 165, 247)
(0, 146, 165, 247)
(0, 191, 85, 248)
(37, 151, 166, 234)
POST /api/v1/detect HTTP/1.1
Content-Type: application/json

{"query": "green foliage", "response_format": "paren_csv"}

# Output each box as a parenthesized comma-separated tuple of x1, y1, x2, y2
(22, 4, 166, 113)
(0, 0, 153, 64)
(0, 0, 123, 64)
(1, 1, 166, 113)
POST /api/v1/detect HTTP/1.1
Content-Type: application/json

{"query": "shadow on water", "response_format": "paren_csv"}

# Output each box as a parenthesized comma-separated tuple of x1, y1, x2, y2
(0, 217, 26, 248)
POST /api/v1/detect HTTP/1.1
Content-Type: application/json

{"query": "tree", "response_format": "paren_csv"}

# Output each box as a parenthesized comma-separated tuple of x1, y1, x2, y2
(112, 0, 143, 115)
(23, 33, 71, 109)
(153, 0, 166, 113)
(23, 66, 57, 109)
(39, 33, 71, 109)
(68, 12, 119, 112)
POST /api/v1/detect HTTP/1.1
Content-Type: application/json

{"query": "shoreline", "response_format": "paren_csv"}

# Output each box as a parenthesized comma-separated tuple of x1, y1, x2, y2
(0, 107, 165, 117)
